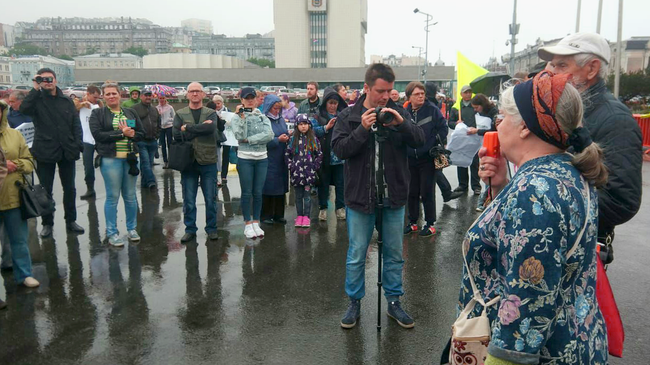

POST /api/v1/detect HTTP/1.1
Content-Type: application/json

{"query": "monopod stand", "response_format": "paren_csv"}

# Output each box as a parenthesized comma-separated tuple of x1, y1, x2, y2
(374, 131, 388, 331)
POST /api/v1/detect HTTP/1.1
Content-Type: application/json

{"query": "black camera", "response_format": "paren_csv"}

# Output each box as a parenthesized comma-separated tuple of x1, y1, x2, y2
(33, 76, 54, 84)
(127, 152, 140, 176)
(238, 106, 253, 114)
(370, 107, 393, 138)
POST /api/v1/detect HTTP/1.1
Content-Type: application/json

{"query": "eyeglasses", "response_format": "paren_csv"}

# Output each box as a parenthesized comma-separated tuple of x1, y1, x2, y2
(188, 90, 202, 94)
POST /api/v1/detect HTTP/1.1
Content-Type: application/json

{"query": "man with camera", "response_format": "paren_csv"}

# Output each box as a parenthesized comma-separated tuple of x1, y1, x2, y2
(20, 68, 84, 237)
(172, 82, 224, 243)
(332, 63, 425, 329)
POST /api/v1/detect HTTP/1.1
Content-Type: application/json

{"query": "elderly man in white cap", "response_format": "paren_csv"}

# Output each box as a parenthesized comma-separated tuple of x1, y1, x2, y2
(539, 32, 642, 264)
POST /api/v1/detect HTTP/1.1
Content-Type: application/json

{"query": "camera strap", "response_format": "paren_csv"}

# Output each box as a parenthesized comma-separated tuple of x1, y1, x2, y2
(373, 134, 389, 200)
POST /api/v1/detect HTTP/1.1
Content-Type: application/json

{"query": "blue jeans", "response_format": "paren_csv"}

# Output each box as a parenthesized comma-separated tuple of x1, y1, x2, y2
(100, 157, 138, 236)
(137, 140, 158, 187)
(0, 208, 32, 283)
(318, 164, 345, 210)
(345, 206, 405, 301)
(294, 185, 311, 216)
(181, 161, 218, 234)
(237, 158, 268, 221)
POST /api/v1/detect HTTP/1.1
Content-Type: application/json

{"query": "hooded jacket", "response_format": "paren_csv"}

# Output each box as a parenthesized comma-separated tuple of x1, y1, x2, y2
(331, 94, 425, 214)
(314, 87, 348, 166)
(406, 99, 448, 160)
(20, 87, 82, 163)
(131, 101, 161, 140)
(121, 86, 141, 109)
(262, 94, 289, 195)
(582, 80, 643, 236)
(0, 100, 34, 211)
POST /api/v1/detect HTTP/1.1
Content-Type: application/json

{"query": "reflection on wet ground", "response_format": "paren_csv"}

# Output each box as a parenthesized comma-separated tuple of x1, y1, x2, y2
(0, 162, 648, 364)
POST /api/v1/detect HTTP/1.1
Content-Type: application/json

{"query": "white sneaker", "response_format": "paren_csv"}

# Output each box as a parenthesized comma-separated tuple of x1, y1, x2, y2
(319, 209, 327, 221)
(244, 224, 257, 239)
(336, 208, 346, 220)
(23, 277, 40, 288)
(252, 222, 265, 237)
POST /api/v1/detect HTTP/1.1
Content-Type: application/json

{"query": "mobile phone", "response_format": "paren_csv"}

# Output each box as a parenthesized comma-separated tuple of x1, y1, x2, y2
(126, 119, 136, 128)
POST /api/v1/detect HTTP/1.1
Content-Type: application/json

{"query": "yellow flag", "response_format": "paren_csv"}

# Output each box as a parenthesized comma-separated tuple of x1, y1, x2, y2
(453, 52, 488, 112)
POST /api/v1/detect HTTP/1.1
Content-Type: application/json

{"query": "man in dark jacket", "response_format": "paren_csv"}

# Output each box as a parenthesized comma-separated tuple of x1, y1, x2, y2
(539, 32, 643, 263)
(132, 90, 161, 189)
(449, 85, 481, 195)
(172, 82, 224, 243)
(313, 87, 348, 221)
(297, 81, 321, 115)
(332, 63, 425, 330)
(20, 68, 84, 237)
(424, 82, 456, 202)
(7, 92, 32, 128)
(403, 81, 449, 237)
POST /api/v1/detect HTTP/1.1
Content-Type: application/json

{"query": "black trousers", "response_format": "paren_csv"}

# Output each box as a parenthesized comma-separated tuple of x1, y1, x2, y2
(159, 127, 173, 163)
(456, 154, 481, 191)
(221, 145, 231, 180)
(82, 142, 95, 188)
(407, 158, 437, 225)
(36, 159, 77, 226)
(436, 169, 452, 199)
(261, 194, 285, 220)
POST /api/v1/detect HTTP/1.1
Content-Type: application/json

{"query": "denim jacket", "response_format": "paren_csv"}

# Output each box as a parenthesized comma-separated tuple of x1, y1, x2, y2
(231, 108, 274, 154)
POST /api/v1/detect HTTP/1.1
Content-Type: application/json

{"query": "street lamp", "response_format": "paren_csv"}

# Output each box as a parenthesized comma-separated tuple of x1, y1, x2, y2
(414, 8, 438, 84)
(412, 46, 424, 82)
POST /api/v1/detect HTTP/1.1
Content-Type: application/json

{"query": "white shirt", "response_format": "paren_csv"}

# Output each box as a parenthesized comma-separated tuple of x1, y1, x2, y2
(79, 103, 100, 145)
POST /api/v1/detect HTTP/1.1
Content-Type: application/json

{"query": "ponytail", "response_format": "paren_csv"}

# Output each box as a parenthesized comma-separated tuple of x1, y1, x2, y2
(572, 143, 608, 188)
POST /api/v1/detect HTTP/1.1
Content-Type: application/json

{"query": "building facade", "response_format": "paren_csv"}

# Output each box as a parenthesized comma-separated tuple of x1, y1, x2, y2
(74, 53, 143, 69)
(181, 19, 213, 35)
(370, 54, 427, 67)
(142, 54, 246, 69)
(610, 37, 650, 74)
(274, 0, 367, 68)
(190, 34, 275, 61)
(21, 17, 172, 56)
(501, 38, 562, 75)
(11, 55, 75, 87)
(0, 57, 12, 85)
(0, 24, 15, 48)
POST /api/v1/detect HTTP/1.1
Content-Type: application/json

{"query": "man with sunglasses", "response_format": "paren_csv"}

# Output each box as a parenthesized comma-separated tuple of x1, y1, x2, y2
(20, 68, 84, 237)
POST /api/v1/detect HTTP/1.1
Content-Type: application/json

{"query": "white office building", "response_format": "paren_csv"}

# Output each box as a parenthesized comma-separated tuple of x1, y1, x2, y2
(273, 0, 367, 68)
(74, 53, 143, 69)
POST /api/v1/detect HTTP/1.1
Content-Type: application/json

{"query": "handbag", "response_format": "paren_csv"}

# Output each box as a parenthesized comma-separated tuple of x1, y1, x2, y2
(596, 247, 625, 357)
(16, 175, 56, 220)
(430, 135, 451, 169)
(168, 130, 194, 172)
(449, 179, 590, 365)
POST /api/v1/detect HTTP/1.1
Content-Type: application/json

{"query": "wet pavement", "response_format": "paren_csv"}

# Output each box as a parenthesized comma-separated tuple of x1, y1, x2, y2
(0, 161, 649, 364)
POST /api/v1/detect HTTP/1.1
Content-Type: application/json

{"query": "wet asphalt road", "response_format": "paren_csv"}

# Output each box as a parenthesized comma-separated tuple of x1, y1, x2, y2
(0, 160, 648, 364)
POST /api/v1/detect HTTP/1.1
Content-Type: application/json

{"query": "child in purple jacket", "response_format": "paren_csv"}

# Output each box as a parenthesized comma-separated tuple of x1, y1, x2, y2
(285, 114, 323, 228)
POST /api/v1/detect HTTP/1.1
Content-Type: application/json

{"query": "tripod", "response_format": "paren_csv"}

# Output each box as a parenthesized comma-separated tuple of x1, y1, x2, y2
(373, 129, 388, 331)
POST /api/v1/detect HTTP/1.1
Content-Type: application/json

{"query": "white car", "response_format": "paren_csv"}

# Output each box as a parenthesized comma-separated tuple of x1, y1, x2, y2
(204, 87, 221, 97)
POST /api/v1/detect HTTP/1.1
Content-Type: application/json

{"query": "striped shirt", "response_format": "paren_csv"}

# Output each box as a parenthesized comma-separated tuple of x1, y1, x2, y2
(111, 110, 130, 158)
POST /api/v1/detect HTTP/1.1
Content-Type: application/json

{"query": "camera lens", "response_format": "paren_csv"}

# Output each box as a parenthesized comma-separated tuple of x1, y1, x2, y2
(375, 107, 394, 124)
(35, 76, 43, 83)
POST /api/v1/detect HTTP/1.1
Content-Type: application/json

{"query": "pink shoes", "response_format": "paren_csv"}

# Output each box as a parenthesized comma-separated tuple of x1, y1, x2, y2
(295, 216, 311, 228)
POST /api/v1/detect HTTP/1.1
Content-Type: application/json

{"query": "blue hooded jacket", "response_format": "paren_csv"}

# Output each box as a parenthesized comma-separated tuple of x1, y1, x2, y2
(262, 94, 289, 196)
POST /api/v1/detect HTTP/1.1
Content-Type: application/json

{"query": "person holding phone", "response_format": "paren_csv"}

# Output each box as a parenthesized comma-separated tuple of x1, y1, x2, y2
(231, 87, 274, 239)
(90, 81, 145, 247)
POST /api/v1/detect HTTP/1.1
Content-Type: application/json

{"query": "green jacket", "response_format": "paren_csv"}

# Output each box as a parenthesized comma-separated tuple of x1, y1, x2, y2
(173, 106, 219, 165)
(0, 100, 34, 211)
(122, 86, 141, 108)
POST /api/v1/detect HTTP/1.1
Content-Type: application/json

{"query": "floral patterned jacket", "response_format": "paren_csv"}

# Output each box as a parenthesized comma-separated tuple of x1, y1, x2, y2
(457, 153, 608, 364)
(285, 134, 322, 187)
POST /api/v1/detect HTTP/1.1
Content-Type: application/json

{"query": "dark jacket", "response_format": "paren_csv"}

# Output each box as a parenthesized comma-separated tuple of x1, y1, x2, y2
(7, 107, 32, 128)
(131, 102, 161, 140)
(262, 95, 289, 195)
(406, 99, 448, 160)
(582, 80, 643, 235)
(173, 106, 221, 165)
(315, 87, 348, 166)
(89, 106, 145, 157)
(331, 95, 425, 214)
(449, 100, 476, 129)
(298, 96, 321, 115)
(476, 105, 498, 136)
(20, 87, 83, 162)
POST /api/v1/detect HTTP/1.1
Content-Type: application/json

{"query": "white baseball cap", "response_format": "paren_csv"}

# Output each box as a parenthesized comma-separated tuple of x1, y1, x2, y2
(538, 32, 611, 64)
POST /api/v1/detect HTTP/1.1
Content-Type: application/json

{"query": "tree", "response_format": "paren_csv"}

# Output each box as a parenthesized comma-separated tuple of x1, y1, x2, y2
(123, 47, 149, 57)
(83, 47, 98, 56)
(247, 57, 275, 68)
(58, 54, 74, 61)
(607, 70, 650, 99)
(3, 43, 48, 56)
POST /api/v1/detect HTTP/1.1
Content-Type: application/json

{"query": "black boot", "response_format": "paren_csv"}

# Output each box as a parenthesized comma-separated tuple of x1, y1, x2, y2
(66, 222, 85, 234)
(80, 184, 95, 200)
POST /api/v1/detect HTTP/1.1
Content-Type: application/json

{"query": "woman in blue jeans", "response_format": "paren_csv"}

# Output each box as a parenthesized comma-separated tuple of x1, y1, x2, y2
(231, 87, 274, 239)
(90, 82, 145, 247)
(0, 100, 39, 296)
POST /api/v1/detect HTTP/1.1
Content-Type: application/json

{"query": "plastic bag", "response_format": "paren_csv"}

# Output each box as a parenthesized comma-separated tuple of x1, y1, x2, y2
(447, 123, 482, 168)
(475, 114, 492, 130)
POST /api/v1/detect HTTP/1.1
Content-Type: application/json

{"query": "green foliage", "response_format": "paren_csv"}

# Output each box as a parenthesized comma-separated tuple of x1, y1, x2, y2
(123, 47, 149, 57)
(3, 43, 48, 56)
(607, 69, 650, 98)
(247, 57, 275, 68)
(83, 47, 98, 56)
(58, 54, 74, 61)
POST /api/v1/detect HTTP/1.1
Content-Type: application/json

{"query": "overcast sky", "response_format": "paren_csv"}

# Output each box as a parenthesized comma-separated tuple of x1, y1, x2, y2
(2, 0, 648, 67)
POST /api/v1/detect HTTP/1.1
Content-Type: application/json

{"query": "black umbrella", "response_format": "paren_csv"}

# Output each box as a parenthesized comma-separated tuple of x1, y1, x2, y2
(470, 72, 511, 96)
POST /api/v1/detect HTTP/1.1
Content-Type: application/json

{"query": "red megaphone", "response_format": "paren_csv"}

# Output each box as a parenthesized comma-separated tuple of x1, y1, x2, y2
(483, 131, 500, 158)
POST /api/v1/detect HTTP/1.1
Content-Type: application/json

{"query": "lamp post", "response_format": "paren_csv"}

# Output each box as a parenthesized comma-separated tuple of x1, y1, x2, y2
(412, 46, 424, 82)
(414, 8, 437, 84)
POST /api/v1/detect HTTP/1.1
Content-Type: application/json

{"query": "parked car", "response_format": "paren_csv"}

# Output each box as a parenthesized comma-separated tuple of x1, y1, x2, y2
(174, 87, 187, 97)
(220, 87, 237, 99)
(13, 85, 31, 91)
(277, 88, 297, 99)
(294, 88, 308, 99)
(63, 86, 86, 99)
(204, 86, 221, 97)
(260, 86, 285, 93)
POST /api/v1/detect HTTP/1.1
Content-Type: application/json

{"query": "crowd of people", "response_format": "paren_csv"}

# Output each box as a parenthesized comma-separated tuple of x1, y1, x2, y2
(0, 31, 644, 365)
